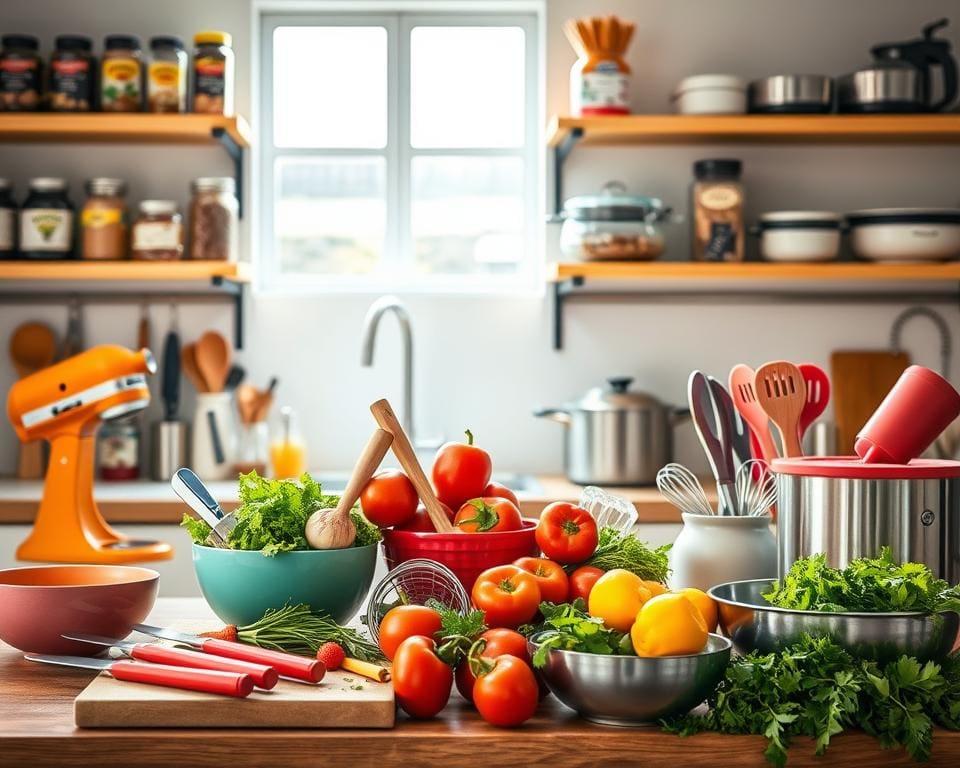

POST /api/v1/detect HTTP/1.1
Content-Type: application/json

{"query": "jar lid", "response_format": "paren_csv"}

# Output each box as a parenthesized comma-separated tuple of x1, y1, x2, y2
(2, 34, 39, 50)
(104, 34, 142, 50)
(139, 200, 179, 215)
(85, 177, 127, 196)
(694, 159, 743, 180)
(574, 377, 667, 412)
(771, 456, 960, 479)
(150, 35, 185, 50)
(55, 35, 93, 52)
(563, 181, 667, 222)
(191, 177, 236, 195)
(846, 208, 960, 226)
(758, 211, 843, 230)
(194, 31, 232, 47)
(28, 177, 67, 192)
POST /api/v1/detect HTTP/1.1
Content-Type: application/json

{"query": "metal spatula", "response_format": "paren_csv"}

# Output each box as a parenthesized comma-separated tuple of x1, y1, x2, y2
(688, 370, 738, 515)
(754, 361, 807, 458)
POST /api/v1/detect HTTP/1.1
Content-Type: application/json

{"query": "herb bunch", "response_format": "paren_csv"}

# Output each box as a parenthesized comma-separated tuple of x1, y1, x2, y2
(525, 599, 630, 668)
(580, 526, 671, 582)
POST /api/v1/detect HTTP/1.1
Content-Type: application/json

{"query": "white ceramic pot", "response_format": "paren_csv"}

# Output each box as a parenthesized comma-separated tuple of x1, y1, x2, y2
(668, 513, 777, 592)
(190, 392, 237, 480)
(847, 208, 960, 262)
(671, 74, 747, 114)
(757, 211, 842, 262)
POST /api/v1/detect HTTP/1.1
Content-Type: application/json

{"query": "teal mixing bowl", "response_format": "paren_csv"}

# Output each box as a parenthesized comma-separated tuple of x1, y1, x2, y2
(192, 544, 378, 626)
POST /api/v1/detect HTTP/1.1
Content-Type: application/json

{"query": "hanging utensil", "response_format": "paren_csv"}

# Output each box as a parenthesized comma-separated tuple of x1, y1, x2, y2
(181, 343, 208, 393)
(688, 371, 738, 516)
(729, 363, 780, 461)
(754, 361, 807, 458)
(137, 302, 150, 351)
(798, 363, 830, 442)
(656, 463, 714, 516)
(61, 297, 84, 359)
(195, 331, 231, 393)
(161, 329, 181, 422)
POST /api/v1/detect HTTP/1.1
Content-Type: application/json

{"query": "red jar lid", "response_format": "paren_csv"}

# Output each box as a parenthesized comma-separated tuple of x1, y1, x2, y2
(771, 456, 960, 479)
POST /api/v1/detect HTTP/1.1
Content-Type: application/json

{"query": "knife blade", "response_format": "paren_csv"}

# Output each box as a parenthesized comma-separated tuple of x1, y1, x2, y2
(61, 633, 279, 689)
(132, 624, 325, 683)
(25, 654, 255, 697)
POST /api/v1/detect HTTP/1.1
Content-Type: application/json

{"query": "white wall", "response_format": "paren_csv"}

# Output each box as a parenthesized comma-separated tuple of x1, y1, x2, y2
(2, 0, 960, 479)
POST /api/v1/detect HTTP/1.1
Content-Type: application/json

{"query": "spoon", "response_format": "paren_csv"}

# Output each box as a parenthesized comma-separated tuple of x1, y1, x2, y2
(10, 322, 57, 479)
(754, 361, 807, 458)
(305, 429, 394, 549)
(729, 363, 779, 461)
(195, 331, 231, 393)
(181, 343, 208, 393)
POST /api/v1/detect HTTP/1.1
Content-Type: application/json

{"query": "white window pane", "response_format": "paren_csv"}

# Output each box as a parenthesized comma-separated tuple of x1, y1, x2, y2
(410, 26, 525, 148)
(273, 26, 387, 148)
(411, 156, 524, 275)
(274, 157, 385, 274)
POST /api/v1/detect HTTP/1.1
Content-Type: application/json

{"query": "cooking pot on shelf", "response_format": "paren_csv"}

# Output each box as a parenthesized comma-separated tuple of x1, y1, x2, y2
(534, 377, 688, 487)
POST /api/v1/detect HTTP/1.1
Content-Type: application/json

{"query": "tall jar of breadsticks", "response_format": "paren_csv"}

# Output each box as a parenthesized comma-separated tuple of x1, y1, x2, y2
(564, 15, 635, 116)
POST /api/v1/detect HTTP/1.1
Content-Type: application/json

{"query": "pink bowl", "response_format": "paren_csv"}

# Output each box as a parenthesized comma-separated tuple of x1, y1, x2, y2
(0, 565, 159, 655)
(382, 520, 538, 591)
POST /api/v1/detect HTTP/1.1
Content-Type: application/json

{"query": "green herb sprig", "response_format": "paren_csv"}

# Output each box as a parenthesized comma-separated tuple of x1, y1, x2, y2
(525, 599, 630, 668)
(580, 526, 671, 582)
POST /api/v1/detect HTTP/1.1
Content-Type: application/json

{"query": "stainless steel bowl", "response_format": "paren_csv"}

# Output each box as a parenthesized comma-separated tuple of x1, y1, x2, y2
(710, 579, 960, 663)
(527, 632, 732, 726)
(749, 74, 833, 113)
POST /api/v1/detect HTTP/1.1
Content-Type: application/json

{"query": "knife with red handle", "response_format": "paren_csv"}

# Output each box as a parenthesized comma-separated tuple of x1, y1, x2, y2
(61, 633, 280, 690)
(25, 654, 255, 698)
(133, 623, 325, 683)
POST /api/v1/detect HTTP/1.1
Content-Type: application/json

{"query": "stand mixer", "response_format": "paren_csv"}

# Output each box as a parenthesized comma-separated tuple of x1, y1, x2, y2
(6, 345, 173, 564)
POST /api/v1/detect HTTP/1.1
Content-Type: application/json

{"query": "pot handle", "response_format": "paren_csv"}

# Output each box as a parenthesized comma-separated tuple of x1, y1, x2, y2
(671, 407, 691, 426)
(533, 407, 572, 425)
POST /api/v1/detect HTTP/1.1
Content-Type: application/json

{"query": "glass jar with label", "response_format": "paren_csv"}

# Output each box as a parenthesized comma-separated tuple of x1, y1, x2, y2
(132, 200, 183, 260)
(192, 31, 234, 115)
(0, 34, 42, 111)
(81, 178, 127, 260)
(0, 179, 15, 259)
(691, 159, 745, 262)
(147, 36, 187, 113)
(98, 417, 141, 481)
(20, 178, 74, 260)
(189, 177, 238, 261)
(50, 35, 95, 112)
(101, 34, 143, 112)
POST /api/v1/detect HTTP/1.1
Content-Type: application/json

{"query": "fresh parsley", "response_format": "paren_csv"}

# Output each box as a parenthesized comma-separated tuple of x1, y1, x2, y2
(581, 526, 671, 582)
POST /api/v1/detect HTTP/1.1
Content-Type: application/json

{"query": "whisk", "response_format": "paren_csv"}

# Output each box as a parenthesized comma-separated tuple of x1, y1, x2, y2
(656, 463, 715, 516)
(734, 460, 778, 517)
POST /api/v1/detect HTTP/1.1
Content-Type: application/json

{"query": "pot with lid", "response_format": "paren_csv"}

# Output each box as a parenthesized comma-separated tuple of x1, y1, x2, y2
(534, 377, 688, 486)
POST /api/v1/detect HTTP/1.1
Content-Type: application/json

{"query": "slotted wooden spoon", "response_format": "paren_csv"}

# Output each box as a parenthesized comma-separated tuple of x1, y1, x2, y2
(754, 361, 807, 458)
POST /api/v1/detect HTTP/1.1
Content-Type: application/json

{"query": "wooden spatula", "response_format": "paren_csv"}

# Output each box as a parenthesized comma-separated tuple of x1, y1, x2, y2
(831, 350, 910, 455)
(195, 331, 231, 393)
(754, 361, 807, 458)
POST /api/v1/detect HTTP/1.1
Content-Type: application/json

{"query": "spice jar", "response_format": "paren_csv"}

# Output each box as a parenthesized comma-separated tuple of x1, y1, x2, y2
(691, 159, 745, 262)
(20, 178, 74, 260)
(81, 178, 128, 260)
(98, 417, 141, 481)
(147, 35, 187, 113)
(132, 200, 183, 260)
(50, 35, 95, 112)
(189, 177, 238, 261)
(0, 179, 15, 259)
(0, 34, 42, 111)
(101, 34, 143, 112)
(192, 31, 234, 115)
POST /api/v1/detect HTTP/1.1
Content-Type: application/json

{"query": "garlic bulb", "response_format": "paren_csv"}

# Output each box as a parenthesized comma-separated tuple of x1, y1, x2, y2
(305, 507, 356, 549)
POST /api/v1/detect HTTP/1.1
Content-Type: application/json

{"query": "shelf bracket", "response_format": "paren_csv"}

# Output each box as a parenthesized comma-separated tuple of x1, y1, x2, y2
(211, 127, 244, 219)
(553, 127, 583, 216)
(211, 276, 245, 350)
(552, 276, 584, 350)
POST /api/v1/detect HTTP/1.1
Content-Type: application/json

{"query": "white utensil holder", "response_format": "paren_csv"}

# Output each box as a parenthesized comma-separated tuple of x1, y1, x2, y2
(190, 392, 236, 481)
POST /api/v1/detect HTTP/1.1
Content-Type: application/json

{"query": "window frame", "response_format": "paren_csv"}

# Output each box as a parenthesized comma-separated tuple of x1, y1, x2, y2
(256, 3, 543, 295)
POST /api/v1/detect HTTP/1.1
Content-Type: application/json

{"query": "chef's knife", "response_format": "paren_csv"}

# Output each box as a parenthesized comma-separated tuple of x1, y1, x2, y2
(61, 633, 279, 690)
(132, 624, 325, 683)
(24, 654, 255, 698)
(170, 467, 236, 543)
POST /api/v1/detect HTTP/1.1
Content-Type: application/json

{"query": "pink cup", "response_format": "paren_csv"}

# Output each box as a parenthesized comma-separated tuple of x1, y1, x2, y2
(855, 365, 960, 464)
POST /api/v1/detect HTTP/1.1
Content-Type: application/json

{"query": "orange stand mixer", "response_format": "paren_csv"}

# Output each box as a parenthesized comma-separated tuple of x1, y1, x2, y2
(6, 344, 173, 564)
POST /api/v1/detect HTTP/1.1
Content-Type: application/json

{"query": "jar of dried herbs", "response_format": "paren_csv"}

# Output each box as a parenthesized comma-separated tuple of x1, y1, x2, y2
(189, 177, 237, 261)
(81, 177, 128, 260)
(101, 34, 143, 112)
(691, 159, 744, 262)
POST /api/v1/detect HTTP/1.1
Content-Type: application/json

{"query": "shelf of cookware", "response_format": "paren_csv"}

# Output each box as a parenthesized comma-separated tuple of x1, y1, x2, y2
(548, 261, 960, 350)
(0, 260, 250, 349)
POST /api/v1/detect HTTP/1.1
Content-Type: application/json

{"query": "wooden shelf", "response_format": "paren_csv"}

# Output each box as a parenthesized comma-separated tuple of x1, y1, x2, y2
(0, 260, 249, 283)
(0, 113, 251, 147)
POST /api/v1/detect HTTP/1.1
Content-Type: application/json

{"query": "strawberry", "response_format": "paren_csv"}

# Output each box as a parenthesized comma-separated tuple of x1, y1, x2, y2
(316, 641, 345, 670)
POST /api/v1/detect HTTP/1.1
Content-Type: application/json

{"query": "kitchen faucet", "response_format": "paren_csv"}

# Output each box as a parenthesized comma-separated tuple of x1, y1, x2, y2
(360, 296, 415, 439)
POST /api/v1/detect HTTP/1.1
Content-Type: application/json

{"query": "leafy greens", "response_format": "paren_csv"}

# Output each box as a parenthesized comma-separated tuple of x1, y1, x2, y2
(581, 526, 671, 582)
(525, 599, 631, 668)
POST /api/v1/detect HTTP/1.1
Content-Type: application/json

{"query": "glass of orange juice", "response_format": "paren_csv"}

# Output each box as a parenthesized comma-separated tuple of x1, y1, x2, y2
(270, 406, 306, 478)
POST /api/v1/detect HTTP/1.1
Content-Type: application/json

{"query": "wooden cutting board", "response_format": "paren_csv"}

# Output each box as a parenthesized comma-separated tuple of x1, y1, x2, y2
(831, 350, 910, 454)
(74, 619, 394, 729)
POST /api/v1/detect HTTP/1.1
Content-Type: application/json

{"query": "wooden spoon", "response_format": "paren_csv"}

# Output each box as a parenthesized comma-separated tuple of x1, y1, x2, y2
(371, 398, 455, 533)
(10, 322, 58, 479)
(305, 429, 394, 549)
(754, 361, 807, 458)
(235, 383, 259, 424)
(195, 331, 231, 393)
(181, 343, 208, 393)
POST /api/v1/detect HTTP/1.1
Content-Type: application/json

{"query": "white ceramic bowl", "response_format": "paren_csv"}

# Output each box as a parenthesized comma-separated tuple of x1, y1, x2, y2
(757, 211, 843, 262)
(848, 208, 960, 262)
(671, 74, 747, 115)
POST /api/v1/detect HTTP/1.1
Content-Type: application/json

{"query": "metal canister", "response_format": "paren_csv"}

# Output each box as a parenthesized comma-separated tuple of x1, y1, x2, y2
(151, 421, 188, 481)
(773, 456, 960, 582)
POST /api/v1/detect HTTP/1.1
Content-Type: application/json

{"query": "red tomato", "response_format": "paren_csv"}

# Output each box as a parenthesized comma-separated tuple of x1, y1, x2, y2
(454, 497, 522, 533)
(483, 481, 519, 508)
(568, 565, 605, 602)
(392, 635, 453, 719)
(473, 655, 539, 727)
(393, 502, 454, 532)
(378, 605, 442, 661)
(512, 557, 569, 604)
(471, 565, 541, 629)
(432, 430, 492, 510)
(455, 628, 529, 702)
(535, 502, 599, 564)
(360, 470, 419, 528)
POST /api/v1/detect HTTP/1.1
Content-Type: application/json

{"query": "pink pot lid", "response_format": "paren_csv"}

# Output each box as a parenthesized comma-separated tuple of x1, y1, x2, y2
(771, 456, 960, 479)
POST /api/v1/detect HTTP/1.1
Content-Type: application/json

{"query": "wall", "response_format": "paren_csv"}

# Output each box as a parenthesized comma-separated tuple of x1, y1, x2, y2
(2, 0, 960, 482)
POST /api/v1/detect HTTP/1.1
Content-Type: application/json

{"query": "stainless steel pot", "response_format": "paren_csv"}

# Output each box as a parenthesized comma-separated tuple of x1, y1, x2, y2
(534, 377, 687, 486)
(773, 457, 960, 582)
(749, 74, 833, 113)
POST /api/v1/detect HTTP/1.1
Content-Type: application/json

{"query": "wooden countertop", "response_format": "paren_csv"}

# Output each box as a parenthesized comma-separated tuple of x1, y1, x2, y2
(2, 597, 957, 768)
(0, 476, 691, 525)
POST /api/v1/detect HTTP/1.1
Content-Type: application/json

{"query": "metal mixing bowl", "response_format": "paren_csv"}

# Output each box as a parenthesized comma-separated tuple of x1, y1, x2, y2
(527, 632, 731, 726)
(710, 579, 960, 663)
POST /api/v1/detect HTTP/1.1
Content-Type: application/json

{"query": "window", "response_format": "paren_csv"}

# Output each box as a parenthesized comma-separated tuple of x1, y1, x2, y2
(259, 8, 541, 293)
